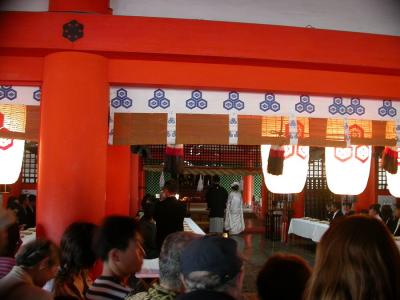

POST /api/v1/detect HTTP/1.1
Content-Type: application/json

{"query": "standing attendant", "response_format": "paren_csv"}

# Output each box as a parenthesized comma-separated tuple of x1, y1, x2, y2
(206, 175, 228, 234)
(224, 182, 245, 235)
(154, 180, 186, 250)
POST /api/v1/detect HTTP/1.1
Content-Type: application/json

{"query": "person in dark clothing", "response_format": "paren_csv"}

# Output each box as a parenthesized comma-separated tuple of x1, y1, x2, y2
(26, 194, 36, 228)
(330, 201, 343, 223)
(342, 202, 355, 217)
(206, 175, 228, 234)
(154, 180, 186, 250)
(16, 194, 29, 229)
(138, 194, 159, 259)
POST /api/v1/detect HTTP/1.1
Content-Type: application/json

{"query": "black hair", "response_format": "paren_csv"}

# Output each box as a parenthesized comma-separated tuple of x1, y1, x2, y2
(163, 179, 178, 194)
(1, 222, 21, 257)
(231, 185, 239, 191)
(334, 201, 342, 210)
(141, 194, 157, 220)
(59, 222, 98, 275)
(369, 203, 381, 213)
(212, 175, 220, 183)
(93, 216, 140, 261)
(16, 239, 59, 268)
(18, 194, 27, 205)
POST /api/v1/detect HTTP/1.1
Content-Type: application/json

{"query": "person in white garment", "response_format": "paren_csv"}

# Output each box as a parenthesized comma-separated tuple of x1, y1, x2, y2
(224, 182, 245, 235)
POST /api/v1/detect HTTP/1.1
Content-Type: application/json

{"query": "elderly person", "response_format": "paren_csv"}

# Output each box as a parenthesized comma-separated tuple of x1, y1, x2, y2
(224, 182, 244, 235)
(0, 239, 60, 300)
(127, 231, 200, 300)
(178, 235, 244, 300)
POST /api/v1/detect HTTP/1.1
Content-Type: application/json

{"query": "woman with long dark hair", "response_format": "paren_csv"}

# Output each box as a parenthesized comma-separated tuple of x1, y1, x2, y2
(53, 222, 98, 299)
(305, 215, 400, 300)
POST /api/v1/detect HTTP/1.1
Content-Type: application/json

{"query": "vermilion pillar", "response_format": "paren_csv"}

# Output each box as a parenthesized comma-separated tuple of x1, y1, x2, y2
(293, 191, 305, 218)
(37, 52, 108, 242)
(106, 146, 131, 216)
(242, 175, 253, 206)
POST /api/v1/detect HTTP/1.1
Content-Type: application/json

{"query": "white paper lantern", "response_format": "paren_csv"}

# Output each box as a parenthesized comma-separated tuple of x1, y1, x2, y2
(325, 145, 371, 195)
(386, 147, 400, 197)
(0, 138, 25, 184)
(261, 144, 309, 194)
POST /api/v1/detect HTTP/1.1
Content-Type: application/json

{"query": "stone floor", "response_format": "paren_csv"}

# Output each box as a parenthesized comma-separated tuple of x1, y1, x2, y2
(191, 212, 317, 295)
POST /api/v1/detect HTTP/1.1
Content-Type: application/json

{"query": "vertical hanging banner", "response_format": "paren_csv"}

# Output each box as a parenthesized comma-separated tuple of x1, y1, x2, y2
(289, 115, 298, 145)
(229, 112, 238, 145)
(167, 111, 176, 145)
(344, 118, 351, 147)
(396, 119, 400, 147)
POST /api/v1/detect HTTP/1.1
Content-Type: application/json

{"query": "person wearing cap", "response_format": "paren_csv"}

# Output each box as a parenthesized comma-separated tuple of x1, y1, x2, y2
(178, 235, 244, 300)
(206, 175, 228, 234)
(224, 182, 245, 235)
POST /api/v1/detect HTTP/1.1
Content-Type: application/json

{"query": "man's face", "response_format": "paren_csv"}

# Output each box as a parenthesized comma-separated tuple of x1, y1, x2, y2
(369, 209, 376, 216)
(115, 233, 145, 276)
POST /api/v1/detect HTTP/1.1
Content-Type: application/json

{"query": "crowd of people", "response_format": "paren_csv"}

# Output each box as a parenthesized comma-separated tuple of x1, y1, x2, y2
(0, 184, 400, 299)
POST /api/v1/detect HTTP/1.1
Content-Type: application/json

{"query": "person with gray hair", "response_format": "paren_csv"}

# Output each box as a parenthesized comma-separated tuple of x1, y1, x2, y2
(177, 235, 244, 300)
(127, 231, 200, 300)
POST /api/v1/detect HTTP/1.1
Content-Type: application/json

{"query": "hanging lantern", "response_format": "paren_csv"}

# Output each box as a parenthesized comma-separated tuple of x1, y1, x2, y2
(0, 136, 24, 184)
(261, 144, 309, 194)
(0, 112, 25, 184)
(386, 147, 400, 197)
(325, 145, 371, 195)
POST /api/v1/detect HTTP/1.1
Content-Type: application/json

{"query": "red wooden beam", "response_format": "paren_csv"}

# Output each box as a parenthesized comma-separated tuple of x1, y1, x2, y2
(0, 12, 399, 74)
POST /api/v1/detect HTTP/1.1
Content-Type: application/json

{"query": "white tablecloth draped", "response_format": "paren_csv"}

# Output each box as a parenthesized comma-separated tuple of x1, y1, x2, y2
(288, 218, 329, 242)
(136, 217, 205, 278)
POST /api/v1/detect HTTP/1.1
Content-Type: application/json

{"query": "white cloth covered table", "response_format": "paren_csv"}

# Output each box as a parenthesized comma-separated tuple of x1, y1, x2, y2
(288, 218, 329, 242)
(136, 218, 205, 278)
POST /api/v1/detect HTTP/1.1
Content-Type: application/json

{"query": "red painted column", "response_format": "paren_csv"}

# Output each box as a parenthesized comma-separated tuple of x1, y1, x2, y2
(106, 146, 131, 216)
(131, 154, 142, 215)
(49, 0, 112, 14)
(37, 52, 108, 242)
(356, 148, 377, 211)
(293, 191, 305, 218)
(242, 175, 253, 206)
(261, 182, 268, 216)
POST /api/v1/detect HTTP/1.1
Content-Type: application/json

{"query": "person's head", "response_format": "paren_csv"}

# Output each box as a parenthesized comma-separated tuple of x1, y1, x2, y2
(28, 194, 36, 208)
(16, 239, 60, 287)
(333, 201, 341, 212)
(6, 196, 18, 210)
(395, 203, 400, 218)
(257, 253, 311, 300)
(163, 179, 178, 198)
(369, 203, 381, 217)
(305, 215, 400, 300)
(159, 232, 200, 292)
(18, 194, 28, 207)
(180, 236, 244, 299)
(230, 182, 240, 192)
(212, 175, 220, 184)
(94, 216, 144, 279)
(59, 222, 98, 277)
(141, 194, 157, 220)
(0, 207, 16, 252)
(381, 205, 393, 222)
(0, 222, 22, 257)
(342, 202, 351, 214)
